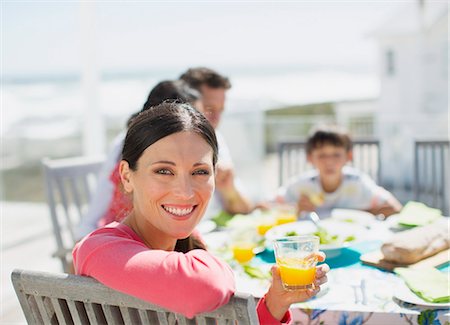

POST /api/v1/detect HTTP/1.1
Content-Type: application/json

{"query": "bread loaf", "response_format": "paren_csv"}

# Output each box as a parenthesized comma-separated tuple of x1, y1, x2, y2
(381, 218, 449, 264)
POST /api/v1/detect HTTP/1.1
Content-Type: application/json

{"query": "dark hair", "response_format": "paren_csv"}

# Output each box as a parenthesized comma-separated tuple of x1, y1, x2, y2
(122, 102, 218, 253)
(127, 80, 201, 127)
(179, 67, 231, 91)
(142, 80, 201, 111)
(123, 101, 218, 170)
(306, 125, 353, 154)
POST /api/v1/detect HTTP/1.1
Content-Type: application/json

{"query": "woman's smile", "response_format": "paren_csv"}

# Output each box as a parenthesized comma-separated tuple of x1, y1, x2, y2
(162, 204, 197, 220)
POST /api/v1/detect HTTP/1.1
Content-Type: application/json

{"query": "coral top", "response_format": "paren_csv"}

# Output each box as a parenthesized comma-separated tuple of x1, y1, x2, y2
(97, 163, 132, 227)
(73, 222, 291, 324)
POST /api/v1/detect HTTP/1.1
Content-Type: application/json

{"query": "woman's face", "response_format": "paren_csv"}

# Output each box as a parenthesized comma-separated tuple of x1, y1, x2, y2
(121, 131, 215, 241)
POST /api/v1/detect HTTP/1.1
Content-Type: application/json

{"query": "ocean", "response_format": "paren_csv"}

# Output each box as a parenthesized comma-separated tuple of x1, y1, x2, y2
(2, 67, 379, 140)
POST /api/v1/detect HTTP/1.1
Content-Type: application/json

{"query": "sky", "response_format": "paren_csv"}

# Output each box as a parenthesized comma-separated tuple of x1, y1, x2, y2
(2, 0, 413, 78)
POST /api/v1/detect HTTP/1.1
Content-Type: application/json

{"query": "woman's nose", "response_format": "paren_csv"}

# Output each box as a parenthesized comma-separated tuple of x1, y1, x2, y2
(173, 176, 195, 199)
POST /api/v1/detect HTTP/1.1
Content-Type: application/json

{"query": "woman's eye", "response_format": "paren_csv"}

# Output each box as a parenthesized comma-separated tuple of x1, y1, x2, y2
(155, 169, 172, 175)
(193, 169, 210, 176)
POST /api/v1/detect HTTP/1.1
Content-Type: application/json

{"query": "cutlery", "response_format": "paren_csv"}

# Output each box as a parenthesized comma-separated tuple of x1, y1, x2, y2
(309, 211, 322, 229)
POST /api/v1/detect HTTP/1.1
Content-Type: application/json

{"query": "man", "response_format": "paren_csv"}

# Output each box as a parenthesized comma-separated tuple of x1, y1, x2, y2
(180, 67, 254, 215)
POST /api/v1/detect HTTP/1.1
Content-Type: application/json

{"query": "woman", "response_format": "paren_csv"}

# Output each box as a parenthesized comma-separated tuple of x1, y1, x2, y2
(75, 80, 203, 240)
(73, 102, 329, 324)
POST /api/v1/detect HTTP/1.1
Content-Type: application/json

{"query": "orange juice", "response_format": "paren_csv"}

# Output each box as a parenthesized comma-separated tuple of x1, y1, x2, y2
(277, 257, 316, 289)
(257, 222, 274, 235)
(232, 243, 256, 264)
(276, 213, 297, 225)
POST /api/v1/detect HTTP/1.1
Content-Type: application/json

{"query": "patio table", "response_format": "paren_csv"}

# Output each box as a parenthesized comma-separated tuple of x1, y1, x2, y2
(202, 215, 450, 325)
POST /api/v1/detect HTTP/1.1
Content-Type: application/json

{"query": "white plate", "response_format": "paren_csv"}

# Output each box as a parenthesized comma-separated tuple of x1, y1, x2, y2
(330, 209, 375, 226)
(393, 281, 450, 309)
(265, 220, 366, 257)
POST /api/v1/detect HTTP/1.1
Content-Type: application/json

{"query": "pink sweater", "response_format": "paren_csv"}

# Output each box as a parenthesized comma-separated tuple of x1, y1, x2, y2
(73, 222, 291, 324)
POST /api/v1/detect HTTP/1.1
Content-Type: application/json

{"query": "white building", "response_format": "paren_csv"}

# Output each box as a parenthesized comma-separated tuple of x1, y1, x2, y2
(372, 1, 449, 190)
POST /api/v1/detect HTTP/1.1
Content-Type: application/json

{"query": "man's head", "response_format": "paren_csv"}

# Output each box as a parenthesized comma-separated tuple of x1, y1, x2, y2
(180, 67, 231, 129)
(306, 126, 353, 180)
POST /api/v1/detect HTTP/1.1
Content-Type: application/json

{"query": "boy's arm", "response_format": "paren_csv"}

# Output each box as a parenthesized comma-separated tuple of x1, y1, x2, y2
(367, 194, 402, 218)
(367, 187, 403, 218)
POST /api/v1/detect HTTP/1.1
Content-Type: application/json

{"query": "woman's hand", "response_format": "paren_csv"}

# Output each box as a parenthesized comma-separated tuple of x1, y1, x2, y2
(264, 252, 329, 321)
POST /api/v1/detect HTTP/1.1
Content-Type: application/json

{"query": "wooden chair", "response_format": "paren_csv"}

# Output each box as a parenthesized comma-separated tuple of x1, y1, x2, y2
(414, 140, 450, 215)
(11, 269, 259, 325)
(42, 156, 104, 273)
(278, 139, 381, 186)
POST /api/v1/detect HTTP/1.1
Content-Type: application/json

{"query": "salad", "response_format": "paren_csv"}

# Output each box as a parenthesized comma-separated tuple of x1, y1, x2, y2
(285, 227, 356, 245)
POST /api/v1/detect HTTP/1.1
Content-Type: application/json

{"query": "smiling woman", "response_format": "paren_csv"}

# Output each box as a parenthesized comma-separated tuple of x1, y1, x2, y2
(72, 101, 329, 324)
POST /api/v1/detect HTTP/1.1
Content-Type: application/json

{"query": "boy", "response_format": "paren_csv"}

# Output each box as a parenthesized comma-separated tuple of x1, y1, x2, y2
(277, 126, 402, 218)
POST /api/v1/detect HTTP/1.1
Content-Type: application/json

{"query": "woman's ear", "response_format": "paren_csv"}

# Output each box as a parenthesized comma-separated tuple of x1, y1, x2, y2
(119, 160, 133, 193)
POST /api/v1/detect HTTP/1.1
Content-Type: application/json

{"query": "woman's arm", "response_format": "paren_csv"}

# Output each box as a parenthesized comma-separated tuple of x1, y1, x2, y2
(73, 228, 235, 318)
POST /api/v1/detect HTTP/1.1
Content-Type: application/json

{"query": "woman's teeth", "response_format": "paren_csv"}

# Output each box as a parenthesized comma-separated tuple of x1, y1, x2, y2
(163, 205, 194, 216)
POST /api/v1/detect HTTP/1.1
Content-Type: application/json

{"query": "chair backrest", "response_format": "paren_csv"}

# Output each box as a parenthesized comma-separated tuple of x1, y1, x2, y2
(414, 140, 450, 215)
(278, 138, 381, 186)
(42, 156, 104, 273)
(12, 269, 259, 325)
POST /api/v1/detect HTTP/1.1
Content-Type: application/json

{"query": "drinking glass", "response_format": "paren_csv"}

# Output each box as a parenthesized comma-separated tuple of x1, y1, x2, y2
(273, 235, 319, 290)
(230, 228, 257, 264)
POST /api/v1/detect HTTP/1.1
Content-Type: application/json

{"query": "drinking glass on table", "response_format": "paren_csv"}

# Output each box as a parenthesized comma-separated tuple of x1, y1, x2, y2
(273, 235, 319, 290)
(230, 228, 257, 264)
(274, 204, 297, 225)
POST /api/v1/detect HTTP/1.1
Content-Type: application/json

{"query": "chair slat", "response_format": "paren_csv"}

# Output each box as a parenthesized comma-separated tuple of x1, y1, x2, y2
(34, 296, 52, 324)
(85, 302, 100, 325)
(27, 295, 44, 324)
(102, 304, 123, 323)
(414, 140, 449, 215)
(119, 306, 134, 323)
(138, 308, 151, 323)
(50, 297, 73, 325)
(158, 311, 171, 325)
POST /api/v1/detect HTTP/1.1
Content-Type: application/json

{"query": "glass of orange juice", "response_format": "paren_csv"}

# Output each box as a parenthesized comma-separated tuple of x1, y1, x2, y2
(230, 228, 257, 264)
(257, 213, 276, 235)
(231, 242, 256, 264)
(275, 205, 297, 225)
(273, 235, 319, 290)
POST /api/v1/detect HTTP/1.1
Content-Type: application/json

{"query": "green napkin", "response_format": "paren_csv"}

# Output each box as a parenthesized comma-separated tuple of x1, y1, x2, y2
(394, 267, 450, 303)
(211, 210, 234, 227)
(397, 201, 442, 227)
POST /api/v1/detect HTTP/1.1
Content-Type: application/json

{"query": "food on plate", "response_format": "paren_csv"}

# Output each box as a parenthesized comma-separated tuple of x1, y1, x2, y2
(242, 265, 271, 280)
(381, 218, 449, 264)
(309, 192, 325, 206)
(284, 227, 356, 245)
